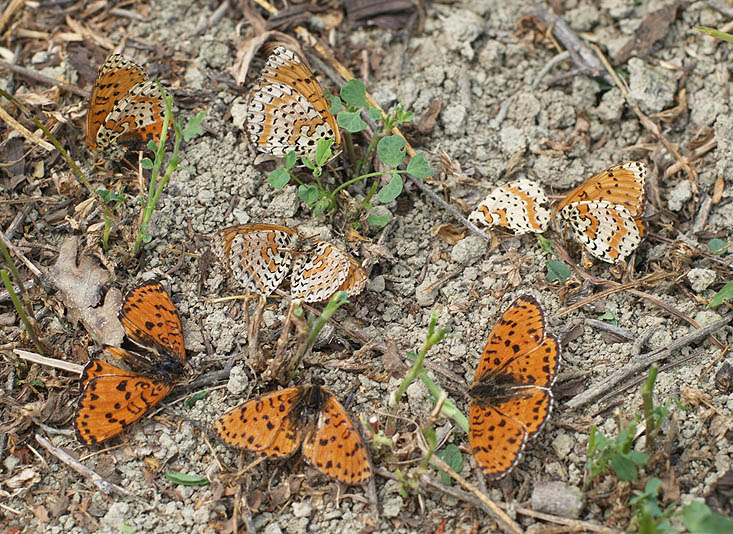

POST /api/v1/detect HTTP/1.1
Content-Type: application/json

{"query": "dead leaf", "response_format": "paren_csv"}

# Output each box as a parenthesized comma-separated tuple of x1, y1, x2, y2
(48, 236, 124, 346)
(417, 99, 442, 134)
(381, 339, 408, 378)
(31, 505, 49, 522)
(431, 223, 467, 245)
(614, 3, 681, 65)
(713, 177, 725, 204)
(5, 467, 40, 492)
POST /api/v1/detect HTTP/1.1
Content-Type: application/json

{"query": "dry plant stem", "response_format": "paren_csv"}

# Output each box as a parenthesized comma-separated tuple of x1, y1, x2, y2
(566, 312, 733, 408)
(664, 137, 717, 179)
(522, 6, 613, 85)
(0, 105, 54, 151)
(35, 434, 147, 504)
(427, 454, 523, 534)
(0, 60, 90, 98)
(0, 229, 46, 286)
(248, 294, 266, 370)
(591, 44, 697, 190)
(584, 318, 635, 341)
(13, 348, 83, 374)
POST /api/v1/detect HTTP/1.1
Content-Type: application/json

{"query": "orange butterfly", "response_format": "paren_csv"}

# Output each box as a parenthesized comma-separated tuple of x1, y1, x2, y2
(468, 296, 560, 478)
(74, 281, 186, 445)
(246, 46, 340, 157)
(290, 239, 367, 303)
(215, 383, 373, 485)
(212, 223, 299, 297)
(86, 54, 165, 160)
(555, 161, 647, 263)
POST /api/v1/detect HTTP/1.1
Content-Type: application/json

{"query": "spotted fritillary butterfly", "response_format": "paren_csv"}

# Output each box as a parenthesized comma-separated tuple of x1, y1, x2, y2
(246, 46, 341, 158)
(469, 295, 560, 479)
(555, 161, 647, 264)
(215, 382, 373, 485)
(74, 281, 186, 445)
(290, 239, 367, 303)
(86, 54, 165, 160)
(469, 179, 550, 234)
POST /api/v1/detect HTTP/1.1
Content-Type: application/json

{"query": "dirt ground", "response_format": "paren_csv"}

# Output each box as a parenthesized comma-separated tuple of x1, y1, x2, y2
(1, 0, 732, 533)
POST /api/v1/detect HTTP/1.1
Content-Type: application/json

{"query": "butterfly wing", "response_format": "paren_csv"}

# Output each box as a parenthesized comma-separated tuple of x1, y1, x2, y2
(290, 241, 352, 303)
(118, 281, 185, 360)
(86, 54, 148, 150)
(560, 200, 641, 263)
(96, 79, 165, 159)
(215, 387, 306, 457)
(502, 333, 561, 388)
(555, 161, 647, 216)
(246, 46, 340, 157)
(74, 358, 173, 445)
(469, 179, 550, 234)
(469, 401, 527, 479)
(336, 256, 368, 299)
(300, 388, 373, 485)
(494, 386, 554, 440)
(474, 296, 547, 381)
(213, 224, 297, 297)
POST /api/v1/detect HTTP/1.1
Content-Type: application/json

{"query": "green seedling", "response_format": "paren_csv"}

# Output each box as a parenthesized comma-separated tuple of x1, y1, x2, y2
(267, 79, 435, 225)
(682, 500, 733, 533)
(133, 87, 205, 254)
(97, 187, 126, 250)
(584, 417, 648, 490)
(630, 477, 674, 534)
(598, 310, 617, 326)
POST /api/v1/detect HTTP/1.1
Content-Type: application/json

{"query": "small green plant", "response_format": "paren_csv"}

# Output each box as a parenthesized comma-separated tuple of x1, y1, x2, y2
(546, 259, 571, 283)
(97, 187, 126, 250)
(133, 85, 205, 254)
(598, 309, 617, 325)
(267, 79, 435, 224)
(630, 478, 674, 534)
(708, 280, 733, 308)
(584, 416, 648, 490)
(707, 238, 729, 256)
(682, 501, 733, 533)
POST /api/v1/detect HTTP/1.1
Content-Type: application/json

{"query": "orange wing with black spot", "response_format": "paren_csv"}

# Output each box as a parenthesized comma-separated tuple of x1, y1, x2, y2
(118, 280, 185, 360)
(468, 402, 527, 479)
(214, 387, 305, 458)
(474, 295, 547, 380)
(74, 356, 173, 445)
(86, 54, 165, 160)
(301, 389, 373, 484)
(86, 54, 148, 150)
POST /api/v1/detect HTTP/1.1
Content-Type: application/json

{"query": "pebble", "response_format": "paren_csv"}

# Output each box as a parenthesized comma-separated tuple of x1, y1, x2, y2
(226, 365, 249, 395)
(292, 500, 313, 518)
(451, 235, 488, 266)
(531, 481, 584, 518)
(687, 268, 716, 293)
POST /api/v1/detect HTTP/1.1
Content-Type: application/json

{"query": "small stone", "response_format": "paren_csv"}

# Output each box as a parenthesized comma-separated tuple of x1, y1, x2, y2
(368, 275, 386, 293)
(292, 501, 312, 518)
(269, 186, 299, 218)
(499, 125, 527, 155)
(102, 502, 130, 526)
(450, 235, 488, 266)
(263, 523, 283, 534)
(687, 268, 716, 293)
(31, 51, 48, 64)
(230, 97, 248, 130)
(441, 103, 467, 136)
(667, 180, 692, 211)
(628, 58, 677, 113)
(262, 310, 277, 328)
(382, 495, 403, 518)
(226, 365, 249, 396)
(693, 310, 722, 328)
(552, 432, 574, 458)
(415, 278, 438, 307)
(531, 481, 584, 518)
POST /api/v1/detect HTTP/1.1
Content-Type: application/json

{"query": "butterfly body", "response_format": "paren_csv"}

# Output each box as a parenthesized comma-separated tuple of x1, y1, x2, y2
(468, 296, 560, 479)
(215, 384, 372, 485)
(555, 161, 647, 263)
(86, 54, 165, 160)
(246, 46, 340, 158)
(74, 281, 186, 445)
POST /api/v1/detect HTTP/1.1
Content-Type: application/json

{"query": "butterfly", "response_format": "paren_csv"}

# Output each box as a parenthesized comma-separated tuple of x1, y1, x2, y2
(215, 382, 372, 485)
(86, 54, 165, 160)
(555, 161, 647, 264)
(246, 46, 341, 158)
(468, 295, 560, 479)
(468, 179, 550, 234)
(212, 223, 299, 297)
(74, 281, 186, 445)
(290, 240, 367, 303)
